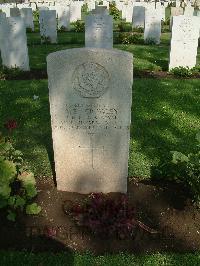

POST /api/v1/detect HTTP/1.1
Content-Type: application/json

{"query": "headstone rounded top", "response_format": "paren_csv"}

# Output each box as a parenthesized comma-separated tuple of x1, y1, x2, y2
(47, 48, 133, 62)
(73, 62, 109, 98)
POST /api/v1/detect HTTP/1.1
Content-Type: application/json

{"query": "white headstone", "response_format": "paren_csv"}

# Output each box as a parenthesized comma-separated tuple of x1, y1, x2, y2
(57, 5, 70, 30)
(169, 15, 200, 69)
(170, 7, 184, 28)
(70, 2, 82, 22)
(10, 7, 21, 17)
(144, 8, 161, 44)
(85, 7, 113, 48)
(39, 10, 57, 43)
(20, 8, 34, 31)
(184, 6, 194, 16)
(132, 6, 145, 28)
(125, 4, 134, 22)
(88, 1, 96, 11)
(1, 7, 10, 17)
(0, 12, 6, 51)
(47, 48, 133, 193)
(0, 17, 29, 70)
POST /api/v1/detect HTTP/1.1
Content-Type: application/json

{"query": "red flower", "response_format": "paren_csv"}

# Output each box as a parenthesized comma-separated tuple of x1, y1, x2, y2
(44, 227, 57, 238)
(4, 119, 17, 132)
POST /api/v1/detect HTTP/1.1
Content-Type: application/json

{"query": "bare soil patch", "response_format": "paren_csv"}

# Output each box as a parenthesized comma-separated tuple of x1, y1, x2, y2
(0, 177, 199, 254)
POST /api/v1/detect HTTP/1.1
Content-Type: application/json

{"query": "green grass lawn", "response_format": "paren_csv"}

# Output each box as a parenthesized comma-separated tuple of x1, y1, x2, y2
(0, 251, 199, 266)
(0, 79, 199, 179)
(25, 31, 199, 72)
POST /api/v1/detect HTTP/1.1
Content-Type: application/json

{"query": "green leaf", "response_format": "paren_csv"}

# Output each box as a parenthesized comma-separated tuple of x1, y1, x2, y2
(18, 172, 36, 186)
(8, 196, 16, 206)
(196, 132, 200, 144)
(171, 151, 189, 164)
(0, 158, 17, 182)
(0, 184, 11, 199)
(24, 184, 37, 198)
(15, 196, 26, 209)
(8, 195, 26, 209)
(0, 198, 8, 208)
(26, 203, 41, 215)
(7, 210, 16, 222)
(0, 140, 13, 155)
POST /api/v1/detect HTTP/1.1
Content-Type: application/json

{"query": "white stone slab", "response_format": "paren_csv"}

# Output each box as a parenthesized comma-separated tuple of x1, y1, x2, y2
(125, 4, 134, 22)
(39, 10, 57, 43)
(10, 7, 21, 17)
(0, 17, 29, 70)
(184, 6, 194, 16)
(132, 6, 145, 28)
(57, 5, 70, 30)
(85, 10, 113, 48)
(47, 48, 133, 193)
(144, 8, 161, 44)
(70, 2, 82, 22)
(169, 15, 200, 69)
(0, 12, 6, 51)
(91, 6, 109, 15)
(20, 8, 34, 30)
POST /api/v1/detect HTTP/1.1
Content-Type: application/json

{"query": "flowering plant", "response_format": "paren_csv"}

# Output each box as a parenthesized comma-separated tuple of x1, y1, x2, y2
(64, 193, 157, 239)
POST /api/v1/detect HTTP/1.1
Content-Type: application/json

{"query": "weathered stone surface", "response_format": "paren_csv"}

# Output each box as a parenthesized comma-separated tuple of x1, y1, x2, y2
(47, 48, 133, 193)
(169, 15, 200, 69)
(0, 17, 29, 70)
(85, 10, 113, 49)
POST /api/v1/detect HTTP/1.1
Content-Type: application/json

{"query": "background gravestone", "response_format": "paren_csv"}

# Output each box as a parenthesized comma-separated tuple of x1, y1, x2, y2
(169, 15, 200, 69)
(144, 8, 161, 44)
(170, 7, 184, 28)
(57, 5, 70, 30)
(47, 48, 133, 194)
(70, 2, 82, 23)
(0, 12, 6, 52)
(39, 10, 57, 43)
(132, 6, 145, 28)
(20, 8, 34, 31)
(10, 7, 20, 17)
(0, 17, 29, 70)
(85, 7, 113, 49)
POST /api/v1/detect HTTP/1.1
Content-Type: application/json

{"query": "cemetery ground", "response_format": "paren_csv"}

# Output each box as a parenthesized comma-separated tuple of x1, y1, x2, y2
(0, 23, 200, 263)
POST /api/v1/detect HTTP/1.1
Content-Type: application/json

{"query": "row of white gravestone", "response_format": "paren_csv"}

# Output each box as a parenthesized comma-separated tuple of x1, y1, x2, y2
(84, 5, 161, 48)
(120, 2, 165, 26)
(0, 3, 199, 72)
(0, 2, 83, 30)
(2, 7, 35, 31)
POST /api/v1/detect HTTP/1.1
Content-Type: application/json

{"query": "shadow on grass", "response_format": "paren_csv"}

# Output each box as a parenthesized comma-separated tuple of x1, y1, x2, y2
(0, 78, 199, 180)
